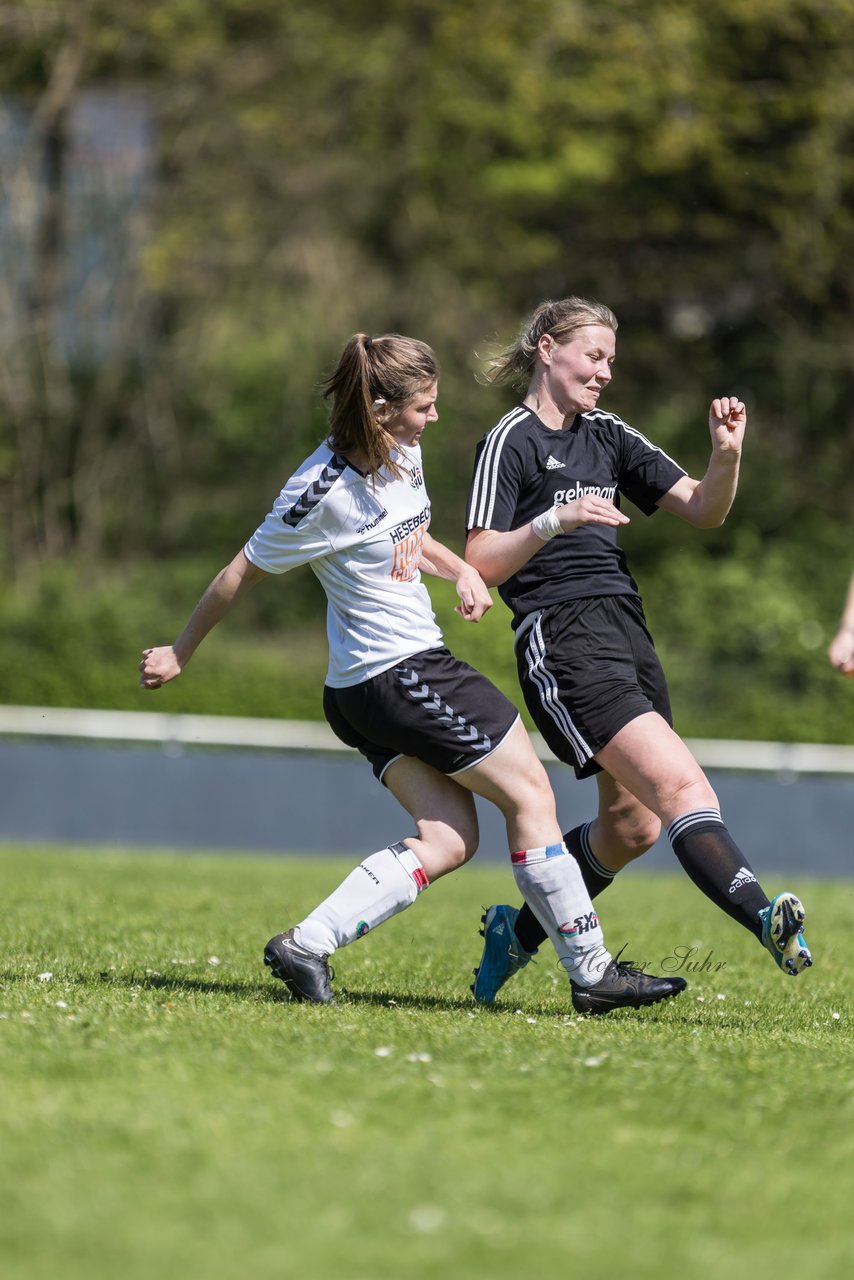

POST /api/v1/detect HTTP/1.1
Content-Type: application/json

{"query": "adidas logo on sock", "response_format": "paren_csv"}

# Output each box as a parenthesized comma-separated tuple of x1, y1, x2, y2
(729, 866, 757, 894)
(545, 455, 564, 471)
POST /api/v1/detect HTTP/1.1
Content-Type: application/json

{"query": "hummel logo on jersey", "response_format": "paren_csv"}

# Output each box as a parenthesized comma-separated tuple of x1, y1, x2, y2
(545, 455, 563, 471)
(729, 866, 757, 894)
(357, 508, 388, 534)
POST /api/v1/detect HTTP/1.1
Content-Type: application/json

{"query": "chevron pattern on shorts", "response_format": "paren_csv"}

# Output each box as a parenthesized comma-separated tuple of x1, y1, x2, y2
(397, 666, 492, 753)
(282, 454, 348, 526)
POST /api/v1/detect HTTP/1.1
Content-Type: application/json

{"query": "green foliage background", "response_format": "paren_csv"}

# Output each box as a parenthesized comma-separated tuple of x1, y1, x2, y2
(1, 0, 852, 741)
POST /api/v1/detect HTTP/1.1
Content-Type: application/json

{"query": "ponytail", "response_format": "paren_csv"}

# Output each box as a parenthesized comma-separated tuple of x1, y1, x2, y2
(322, 333, 439, 478)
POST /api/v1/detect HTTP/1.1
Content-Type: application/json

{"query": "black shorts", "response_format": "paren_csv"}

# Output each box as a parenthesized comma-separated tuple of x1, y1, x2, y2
(323, 646, 520, 782)
(514, 595, 672, 780)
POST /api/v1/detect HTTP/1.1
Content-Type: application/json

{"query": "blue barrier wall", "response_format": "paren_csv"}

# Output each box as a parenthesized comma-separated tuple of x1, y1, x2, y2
(3, 738, 851, 878)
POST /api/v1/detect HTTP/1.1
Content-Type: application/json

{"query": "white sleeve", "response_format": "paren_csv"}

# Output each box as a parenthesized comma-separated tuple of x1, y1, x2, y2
(244, 495, 333, 575)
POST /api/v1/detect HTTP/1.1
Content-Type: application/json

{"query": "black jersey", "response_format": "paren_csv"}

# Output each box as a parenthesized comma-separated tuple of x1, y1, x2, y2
(466, 405, 686, 625)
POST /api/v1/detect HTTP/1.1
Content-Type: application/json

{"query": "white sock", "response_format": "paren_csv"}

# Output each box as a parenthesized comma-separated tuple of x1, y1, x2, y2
(511, 842, 611, 987)
(294, 842, 429, 956)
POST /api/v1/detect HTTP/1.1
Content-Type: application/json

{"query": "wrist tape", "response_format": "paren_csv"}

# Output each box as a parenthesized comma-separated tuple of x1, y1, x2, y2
(531, 506, 562, 541)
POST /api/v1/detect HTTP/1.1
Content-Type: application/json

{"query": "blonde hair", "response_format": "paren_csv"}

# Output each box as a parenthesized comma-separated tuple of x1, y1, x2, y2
(484, 297, 618, 391)
(321, 333, 439, 478)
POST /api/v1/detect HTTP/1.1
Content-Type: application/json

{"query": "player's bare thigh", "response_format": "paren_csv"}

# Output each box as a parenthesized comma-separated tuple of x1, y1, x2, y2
(595, 711, 718, 826)
(451, 717, 562, 852)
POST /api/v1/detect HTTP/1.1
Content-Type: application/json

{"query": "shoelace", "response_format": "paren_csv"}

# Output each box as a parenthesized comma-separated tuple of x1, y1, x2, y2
(611, 945, 646, 977)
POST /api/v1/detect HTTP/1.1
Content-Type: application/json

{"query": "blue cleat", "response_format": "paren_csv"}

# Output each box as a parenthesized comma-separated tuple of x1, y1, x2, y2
(759, 892, 813, 976)
(471, 904, 537, 1004)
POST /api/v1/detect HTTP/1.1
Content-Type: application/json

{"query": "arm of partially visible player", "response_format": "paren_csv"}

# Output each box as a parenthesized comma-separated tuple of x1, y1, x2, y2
(139, 550, 270, 688)
(828, 571, 854, 675)
(465, 496, 630, 588)
(657, 397, 745, 528)
(419, 531, 493, 622)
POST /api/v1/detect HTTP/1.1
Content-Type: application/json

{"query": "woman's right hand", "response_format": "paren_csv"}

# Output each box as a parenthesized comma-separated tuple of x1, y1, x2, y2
(139, 646, 182, 689)
(556, 496, 631, 532)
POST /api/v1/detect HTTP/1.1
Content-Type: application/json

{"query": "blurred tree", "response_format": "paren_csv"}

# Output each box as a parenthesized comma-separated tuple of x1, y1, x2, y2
(0, 0, 851, 737)
(0, 2, 159, 567)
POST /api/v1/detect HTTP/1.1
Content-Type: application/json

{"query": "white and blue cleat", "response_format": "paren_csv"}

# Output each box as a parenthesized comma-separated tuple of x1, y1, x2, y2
(759, 892, 813, 976)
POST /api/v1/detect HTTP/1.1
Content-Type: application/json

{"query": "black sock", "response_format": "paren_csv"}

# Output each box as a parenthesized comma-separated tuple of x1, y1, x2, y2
(569, 821, 618, 898)
(514, 901, 546, 954)
(514, 824, 615, 954)
(667, 809, 769, 939)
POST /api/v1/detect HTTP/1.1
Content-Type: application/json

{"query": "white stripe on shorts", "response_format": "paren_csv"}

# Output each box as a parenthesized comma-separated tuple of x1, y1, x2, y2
(522, 613, 594, 768)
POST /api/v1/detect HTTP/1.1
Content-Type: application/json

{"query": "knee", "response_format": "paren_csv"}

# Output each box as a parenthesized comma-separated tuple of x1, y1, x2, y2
(622, 812, 661, 854)
(667, 776, 719, 815)
(599, 805, 661, 863)
(447, 827, 478, 870)
(417, 823, 478, 880)
(516, 765, 558, 822)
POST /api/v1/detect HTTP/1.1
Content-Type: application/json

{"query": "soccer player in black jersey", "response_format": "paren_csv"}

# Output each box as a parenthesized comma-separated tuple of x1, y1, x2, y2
(465, 296, 813, 1002)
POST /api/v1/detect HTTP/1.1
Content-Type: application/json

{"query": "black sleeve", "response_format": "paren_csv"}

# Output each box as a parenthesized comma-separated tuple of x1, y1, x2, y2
(614, 415, 687, 515)
(466, 427, 528, 532)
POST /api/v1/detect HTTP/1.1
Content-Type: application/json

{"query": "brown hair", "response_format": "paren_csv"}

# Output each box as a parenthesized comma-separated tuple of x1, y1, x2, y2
(321, 333, 439, 477)
(484, 297, 618, 391)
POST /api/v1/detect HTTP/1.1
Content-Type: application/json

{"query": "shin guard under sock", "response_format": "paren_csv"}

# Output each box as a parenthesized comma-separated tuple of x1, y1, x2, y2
(514, 824, 616, 954)
(667, 810, 769, 938)
(510, 841, 609, 986)
(295, 842, 429, 955)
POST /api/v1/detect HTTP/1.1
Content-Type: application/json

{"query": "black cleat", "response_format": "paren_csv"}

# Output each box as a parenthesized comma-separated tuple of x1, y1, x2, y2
(264, 929, 336, 1004)
(571, 958, 687, 1016)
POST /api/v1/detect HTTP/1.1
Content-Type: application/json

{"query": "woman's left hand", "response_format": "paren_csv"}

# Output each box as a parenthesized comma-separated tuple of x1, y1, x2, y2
(709, 396, 747, 454)
(454, 564, 493, 623)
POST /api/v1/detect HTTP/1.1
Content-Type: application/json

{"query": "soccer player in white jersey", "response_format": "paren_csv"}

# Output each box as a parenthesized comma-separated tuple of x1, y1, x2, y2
(139, 330, 686, 1012)
(464, 297, 813, 1002)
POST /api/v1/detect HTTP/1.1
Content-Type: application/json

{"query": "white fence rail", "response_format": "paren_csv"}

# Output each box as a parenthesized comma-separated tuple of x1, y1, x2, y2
(0, 704, 853, 774)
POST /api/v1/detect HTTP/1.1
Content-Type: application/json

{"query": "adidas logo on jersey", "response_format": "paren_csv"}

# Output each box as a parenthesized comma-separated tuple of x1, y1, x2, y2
(545, 455, 564, 471)
(729, 866, 757, 894)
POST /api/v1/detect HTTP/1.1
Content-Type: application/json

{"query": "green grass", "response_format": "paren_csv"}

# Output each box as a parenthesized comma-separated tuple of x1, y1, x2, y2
(1, 845, 851, 1280)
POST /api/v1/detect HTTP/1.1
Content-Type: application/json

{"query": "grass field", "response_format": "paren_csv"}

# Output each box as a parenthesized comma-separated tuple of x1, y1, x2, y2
(1, 845, 851, 1280)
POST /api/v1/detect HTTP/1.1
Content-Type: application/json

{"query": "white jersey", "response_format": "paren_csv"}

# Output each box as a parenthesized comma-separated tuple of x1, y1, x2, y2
(244, 441, 444, 687)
